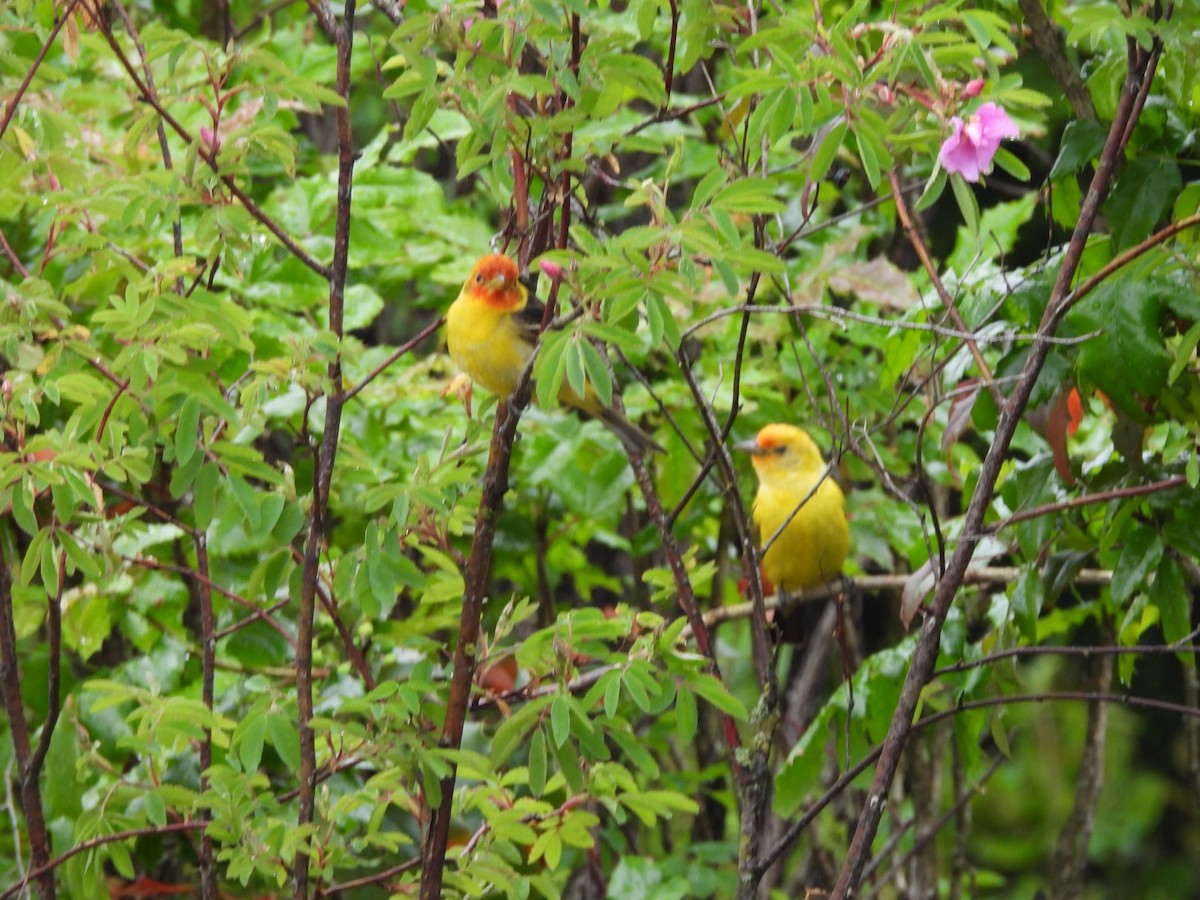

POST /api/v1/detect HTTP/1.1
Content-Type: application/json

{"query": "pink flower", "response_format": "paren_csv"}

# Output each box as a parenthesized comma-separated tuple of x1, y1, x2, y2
(961, 78, 986, 99)
(464, 0, 503, 31)
(938, 102, 1019, 183)
(199, 126, 219, 154)
(538, 258, 564, 281)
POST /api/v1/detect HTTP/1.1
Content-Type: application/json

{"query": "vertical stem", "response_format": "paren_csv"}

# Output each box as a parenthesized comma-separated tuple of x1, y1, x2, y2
(293, 2, 357, 897)
(0, 540, 55, 899)
(1049, 650, 1114, 899)
(419, 392, 531, 898)
(193, 535, 216, 899)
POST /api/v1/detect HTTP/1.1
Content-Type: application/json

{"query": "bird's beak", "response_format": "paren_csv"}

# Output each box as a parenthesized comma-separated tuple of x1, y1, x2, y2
(486, 274, 509, 292)
(734, 439, 761, 456)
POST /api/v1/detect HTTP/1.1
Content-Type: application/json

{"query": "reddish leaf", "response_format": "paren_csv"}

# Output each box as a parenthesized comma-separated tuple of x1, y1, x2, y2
(109, 875, 194, 898)
(1045, 385, 1076, 485)
(1066, 386, 1084, 436)
(942, 378, 980, 458)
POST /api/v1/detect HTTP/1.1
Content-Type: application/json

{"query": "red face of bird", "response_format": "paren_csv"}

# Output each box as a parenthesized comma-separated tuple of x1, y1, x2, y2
(463, 254, 523, 310)
(735, 424, 822, 478)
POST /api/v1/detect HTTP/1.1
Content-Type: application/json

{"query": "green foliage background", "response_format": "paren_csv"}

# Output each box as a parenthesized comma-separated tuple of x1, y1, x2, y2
(1, 0, 1199, 897)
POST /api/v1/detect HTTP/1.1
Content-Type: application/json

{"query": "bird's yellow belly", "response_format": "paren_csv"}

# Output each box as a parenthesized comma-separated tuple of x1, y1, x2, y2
(446, 301, 531, 398)
(755, 479, 849, 593)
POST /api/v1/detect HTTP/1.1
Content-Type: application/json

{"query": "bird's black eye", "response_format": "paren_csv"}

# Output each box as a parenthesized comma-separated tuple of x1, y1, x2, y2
(774, 445, 787, 455)
(475, 273, 483, 283)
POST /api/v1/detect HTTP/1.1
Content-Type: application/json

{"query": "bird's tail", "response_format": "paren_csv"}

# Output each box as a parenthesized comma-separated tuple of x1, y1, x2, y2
(595, 406, 665, 455)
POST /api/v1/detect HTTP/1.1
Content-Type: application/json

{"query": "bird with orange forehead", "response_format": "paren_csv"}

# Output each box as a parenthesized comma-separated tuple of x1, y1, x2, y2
(445, 254, 663, 454)
(737, 424, 849, 601)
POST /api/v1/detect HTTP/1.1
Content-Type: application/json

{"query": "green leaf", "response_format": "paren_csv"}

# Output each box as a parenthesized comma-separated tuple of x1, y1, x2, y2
(529, 828, 563, 870)
(1150, 556, 1191, 662)
(492, 695, 555, 768)
(1049, 121, 1107, 181)
(991, 146, 1030, 182)
(808, 121, 847, 186)
(1111, 527, 1163, 604)
(228, 476, 263, 532)
(579, 340, 613, 408)
(236, 711, 268, 772)
(689, 672, 748, 720)
(267, 712, 301, 771)
(622, 668, 652, 712)
(675, 684, 697, 743)
(1105, 158, 1182, 251)
(535, 330, 571, 409)
(603, 671, 622, 718)
(691, 167, 729, 211)
(1010, 566, 1043, 642)
(144, 790, 166, 828)
(565, 340, 587, 401)
(21, 526, 52, 588)
(950, 173, 980, 236)
(1069, 279, 1171, 422)
(11, 481, 39, 536)
(528, 728, 547, 797)
(711, 177, 784, 214)
(550, 694, 570, 748)
(174, 396, 201, 467)
(551, 736, 584, 794)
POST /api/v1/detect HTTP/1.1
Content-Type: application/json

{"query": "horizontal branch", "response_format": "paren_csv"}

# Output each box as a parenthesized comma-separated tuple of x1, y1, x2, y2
(0, 821, 206, 900)
(683, 303, 1099, 346)
(689, 567, 1112, 636)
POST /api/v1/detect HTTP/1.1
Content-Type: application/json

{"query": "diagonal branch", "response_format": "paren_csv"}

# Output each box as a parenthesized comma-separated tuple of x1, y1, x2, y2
(830, 29, 1162, 898)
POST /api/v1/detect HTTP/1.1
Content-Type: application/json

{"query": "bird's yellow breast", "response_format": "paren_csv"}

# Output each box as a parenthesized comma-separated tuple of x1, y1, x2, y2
(753, 469, 849, 593)
(446, 294, 532, 398)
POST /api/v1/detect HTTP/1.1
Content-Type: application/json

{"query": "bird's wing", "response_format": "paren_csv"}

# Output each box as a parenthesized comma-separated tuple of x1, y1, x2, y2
(512, 294, 547, 346)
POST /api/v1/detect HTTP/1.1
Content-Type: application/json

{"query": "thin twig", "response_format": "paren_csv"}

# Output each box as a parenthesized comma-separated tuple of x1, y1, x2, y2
(294, 3, 358, 895)
(0, 0, 83, 144)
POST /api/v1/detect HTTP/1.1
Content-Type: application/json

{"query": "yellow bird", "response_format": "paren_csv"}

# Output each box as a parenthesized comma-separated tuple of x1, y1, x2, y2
(738, 423, 849, 595)
(446, 254, 663, 454)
